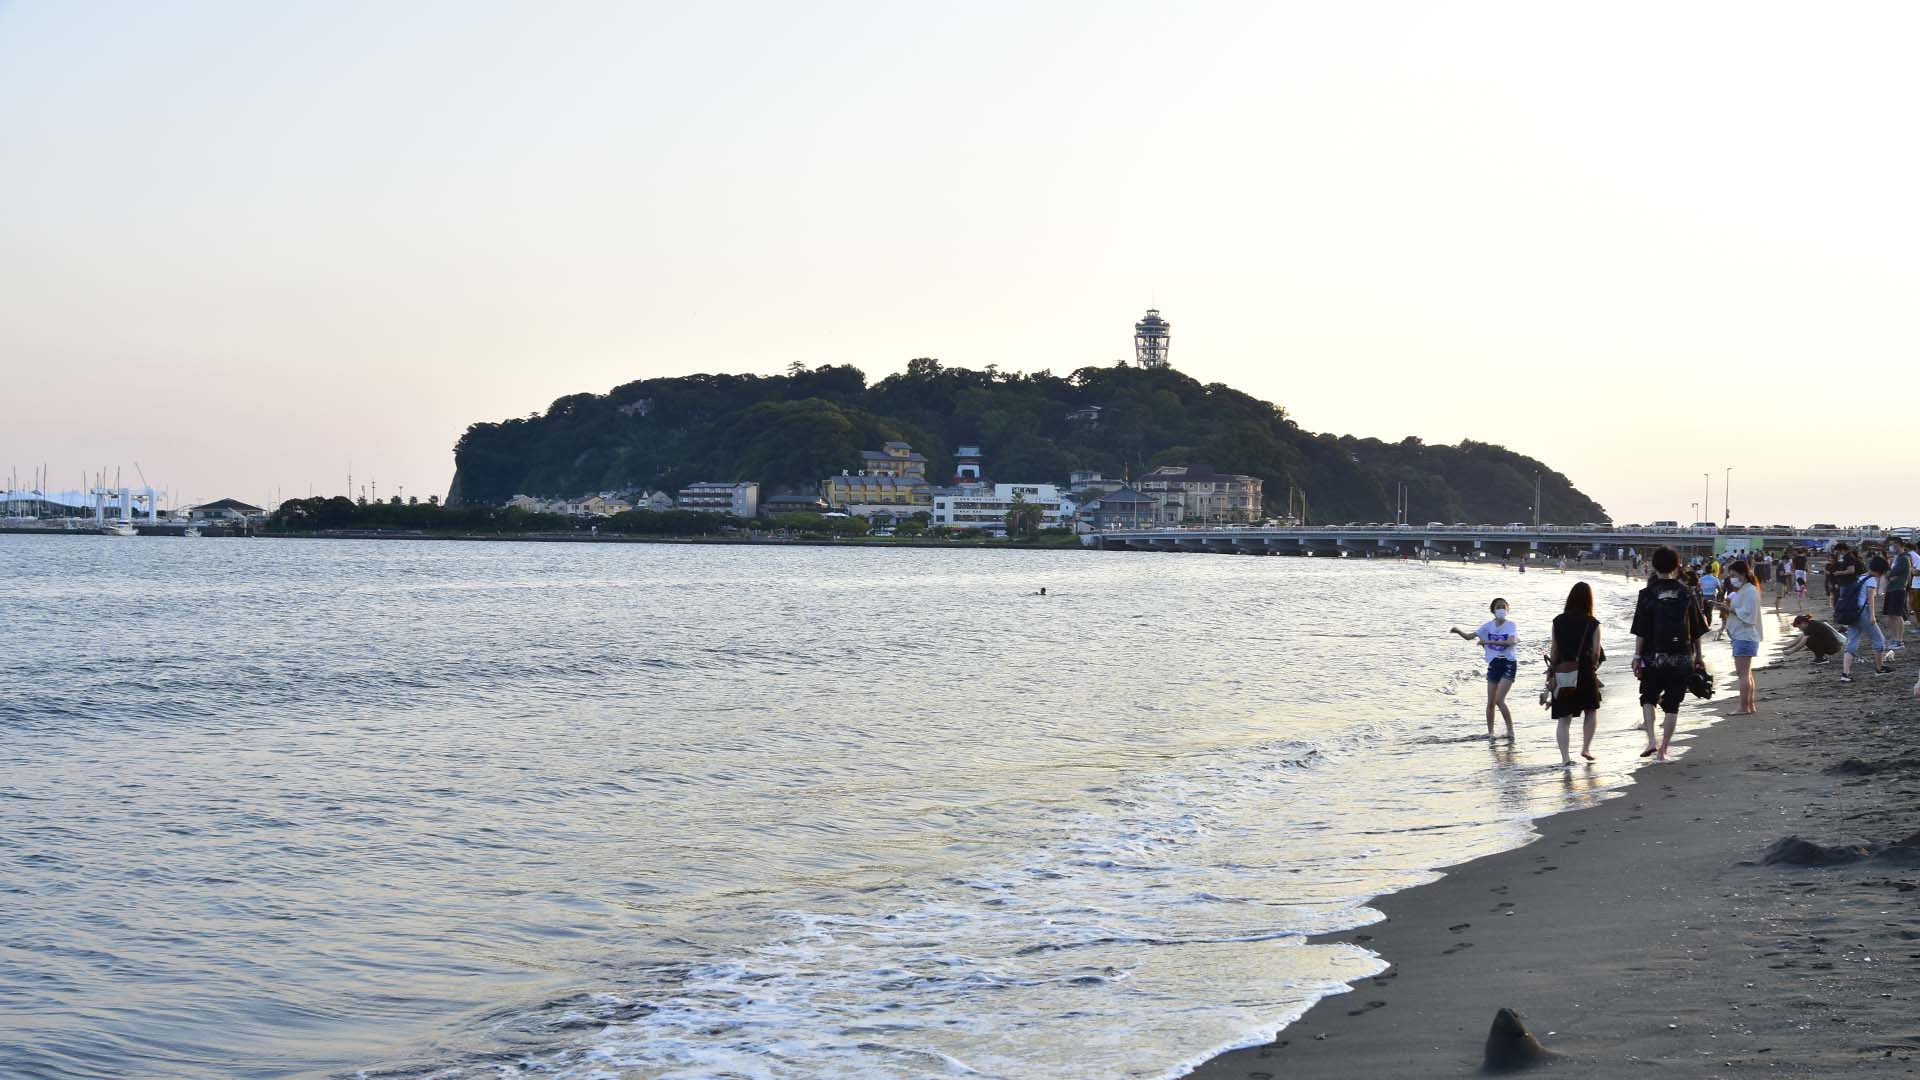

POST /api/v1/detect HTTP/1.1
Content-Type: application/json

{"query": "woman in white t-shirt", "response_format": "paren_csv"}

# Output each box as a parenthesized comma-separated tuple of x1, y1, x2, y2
(1451, 598, 1519, 743)
(1715, 558, 1764, 715)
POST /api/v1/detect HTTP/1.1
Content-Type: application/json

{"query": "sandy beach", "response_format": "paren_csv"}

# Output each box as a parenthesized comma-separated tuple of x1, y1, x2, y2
(1186, 645, 1920, 1077)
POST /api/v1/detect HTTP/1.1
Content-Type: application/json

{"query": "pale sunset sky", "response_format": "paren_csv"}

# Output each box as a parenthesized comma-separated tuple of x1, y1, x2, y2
(2, 2, 1914, 524)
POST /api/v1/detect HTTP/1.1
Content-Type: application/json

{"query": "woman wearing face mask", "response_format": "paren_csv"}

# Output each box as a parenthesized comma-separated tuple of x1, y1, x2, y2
(1451, 598, 1519, 742)
(1716, 558, 1764, 715)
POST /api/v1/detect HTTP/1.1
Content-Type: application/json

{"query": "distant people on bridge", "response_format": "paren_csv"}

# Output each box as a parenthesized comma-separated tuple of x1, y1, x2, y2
(1451, 599, 1519, 743)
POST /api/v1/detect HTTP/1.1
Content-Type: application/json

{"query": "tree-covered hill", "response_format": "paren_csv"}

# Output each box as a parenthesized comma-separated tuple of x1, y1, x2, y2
(449, 360, 1609, 525)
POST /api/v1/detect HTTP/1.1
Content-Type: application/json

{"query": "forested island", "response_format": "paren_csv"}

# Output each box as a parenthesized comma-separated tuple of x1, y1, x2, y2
(447, 360, 1608, 525)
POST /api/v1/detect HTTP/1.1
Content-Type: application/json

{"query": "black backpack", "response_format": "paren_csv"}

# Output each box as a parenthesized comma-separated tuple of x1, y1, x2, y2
(1646, 582, 1695, 653)
(1833, 578, 1868, 626)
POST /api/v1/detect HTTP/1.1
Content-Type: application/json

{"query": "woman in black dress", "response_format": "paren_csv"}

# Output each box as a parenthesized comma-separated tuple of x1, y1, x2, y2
(1546, 581, 1605, 767)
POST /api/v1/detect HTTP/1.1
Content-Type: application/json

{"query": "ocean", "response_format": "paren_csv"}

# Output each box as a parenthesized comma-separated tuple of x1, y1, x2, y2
(2, 535, 1682, 1079)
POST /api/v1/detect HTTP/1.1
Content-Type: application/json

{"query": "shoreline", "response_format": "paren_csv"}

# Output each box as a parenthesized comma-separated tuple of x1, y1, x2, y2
(1183, 637, 1920, 1077)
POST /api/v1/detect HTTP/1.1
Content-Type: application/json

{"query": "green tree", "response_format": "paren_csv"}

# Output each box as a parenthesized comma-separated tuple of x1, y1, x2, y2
(1005, 492, 1043, 539)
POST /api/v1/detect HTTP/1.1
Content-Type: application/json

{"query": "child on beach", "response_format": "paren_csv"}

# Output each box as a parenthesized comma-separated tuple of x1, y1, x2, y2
(1451, 599, 1519, 743)
(1631, 548, 1708, 761)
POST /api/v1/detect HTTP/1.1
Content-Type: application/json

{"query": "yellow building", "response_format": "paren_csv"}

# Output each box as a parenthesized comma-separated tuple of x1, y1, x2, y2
(858, 442, 929, 479)
(823, 442, 933, 513)
(822, 473, 932, 510)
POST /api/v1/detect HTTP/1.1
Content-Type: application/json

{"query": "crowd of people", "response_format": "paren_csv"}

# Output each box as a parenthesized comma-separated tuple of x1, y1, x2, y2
(1452, 541, 1920, 768)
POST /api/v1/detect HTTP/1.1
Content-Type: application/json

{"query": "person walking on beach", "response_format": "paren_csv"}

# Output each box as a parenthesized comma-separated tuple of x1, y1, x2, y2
(1698, 564, 1721, 635)
(1827, 541, 1861, 599)
(1631, 547, 1707, 761)
(1546, 582, 1605, 766)
(1717, 559, 1764, 715)
(1835, 556, 1892, 683)
(1451, 599, 1519, 743)
(1884, 537, 1913, 650)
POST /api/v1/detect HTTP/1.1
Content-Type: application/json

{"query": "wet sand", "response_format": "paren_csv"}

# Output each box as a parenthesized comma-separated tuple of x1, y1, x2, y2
(1186, 652, 1920, 1078)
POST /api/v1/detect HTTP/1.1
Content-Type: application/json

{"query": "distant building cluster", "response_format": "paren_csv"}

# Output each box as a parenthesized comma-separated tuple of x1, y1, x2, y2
(501, 308, 1263, 531)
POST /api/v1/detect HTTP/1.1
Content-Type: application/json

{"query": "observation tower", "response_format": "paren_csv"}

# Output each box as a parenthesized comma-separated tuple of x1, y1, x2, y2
(1133, 309, 1170, 369)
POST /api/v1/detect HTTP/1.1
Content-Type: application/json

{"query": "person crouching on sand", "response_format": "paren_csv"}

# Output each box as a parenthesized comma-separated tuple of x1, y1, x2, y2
(1716, 559, 1764, 715)
(1546, 582, 1604, 766)
(1451, 599, 1518, 743)
(1631, 547, 1707, 761)
(1781, 613, 1843, 667)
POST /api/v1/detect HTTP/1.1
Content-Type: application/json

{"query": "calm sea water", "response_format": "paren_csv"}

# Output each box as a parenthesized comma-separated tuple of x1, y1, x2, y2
(3, 536, 1697, 1079)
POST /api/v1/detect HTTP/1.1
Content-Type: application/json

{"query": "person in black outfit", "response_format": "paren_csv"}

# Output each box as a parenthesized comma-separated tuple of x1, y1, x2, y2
(1630, 546, 1708, 761)
(1546, 581, 1605, 767)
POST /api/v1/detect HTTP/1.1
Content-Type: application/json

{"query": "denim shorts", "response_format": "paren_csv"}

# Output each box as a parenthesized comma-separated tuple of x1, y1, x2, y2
(1845, 619, 1887, 655)
(1731, 638, 1760, 658)
(1486, 657, 1518, 683)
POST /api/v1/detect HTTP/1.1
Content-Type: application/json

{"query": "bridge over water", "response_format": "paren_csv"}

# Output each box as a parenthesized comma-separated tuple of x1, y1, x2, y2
(1082, 523, 1883, 556)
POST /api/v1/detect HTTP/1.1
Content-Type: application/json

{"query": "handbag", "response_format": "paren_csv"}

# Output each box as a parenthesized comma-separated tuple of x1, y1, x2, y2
(1550, 621, 1595, 693)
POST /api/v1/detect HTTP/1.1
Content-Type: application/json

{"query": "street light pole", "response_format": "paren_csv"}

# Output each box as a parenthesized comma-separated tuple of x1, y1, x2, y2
(1724, 467, 1732, 527)
(1702, 473, 1710, 525)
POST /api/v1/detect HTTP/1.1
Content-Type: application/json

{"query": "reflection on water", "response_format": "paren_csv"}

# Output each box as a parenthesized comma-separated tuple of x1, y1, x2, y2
(1, 538, 1685, 1079)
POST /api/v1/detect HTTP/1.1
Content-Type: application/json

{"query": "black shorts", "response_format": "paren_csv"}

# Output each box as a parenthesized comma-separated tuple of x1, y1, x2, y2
(1887, 589, 1910, 618)
(1638, 659, 1690, 714)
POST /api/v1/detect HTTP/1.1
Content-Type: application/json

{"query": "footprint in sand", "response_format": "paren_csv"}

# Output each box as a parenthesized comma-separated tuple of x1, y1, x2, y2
(1532, 865, 1560, 874)
(1442, 941, 1476, 955)
(1449, 923, 1472, 932)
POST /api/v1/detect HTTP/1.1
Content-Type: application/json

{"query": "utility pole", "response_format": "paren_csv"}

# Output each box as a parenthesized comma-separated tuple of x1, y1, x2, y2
(1723, 467, 1732, 527)
(1533, 471, 1542, 528)
(1702, 473, 1710, 524)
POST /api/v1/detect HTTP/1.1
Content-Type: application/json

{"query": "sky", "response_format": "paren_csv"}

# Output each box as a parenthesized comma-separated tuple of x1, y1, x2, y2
(2, 1, 1915, 524)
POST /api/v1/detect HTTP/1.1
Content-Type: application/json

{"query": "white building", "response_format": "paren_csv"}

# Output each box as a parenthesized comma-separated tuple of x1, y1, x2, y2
(676, 481, 760, 517)
(931, 483, 1073, 535)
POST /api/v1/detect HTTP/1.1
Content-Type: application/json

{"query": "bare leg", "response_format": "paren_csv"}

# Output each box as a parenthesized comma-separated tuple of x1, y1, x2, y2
(1657, 711, 1678, 759)
(1640, 702, 1658, 754)
(1555, 716, 1572, 765)
(1733, 655, 1755, 714)
(1483, 680, 1498, 739)
(1581, 711, 1597, 759)
(1492, 680, 1515, 740)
